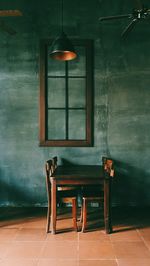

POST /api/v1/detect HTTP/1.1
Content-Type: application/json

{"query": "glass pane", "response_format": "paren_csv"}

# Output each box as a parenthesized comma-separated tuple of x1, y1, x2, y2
(47, 48, 65, 76)
(68, 78, 86, 108)
(68, 110, 86, 140)
(68, 46, 85, 76)
(48, 110, 66, 140)
(48, 78, 65, 108)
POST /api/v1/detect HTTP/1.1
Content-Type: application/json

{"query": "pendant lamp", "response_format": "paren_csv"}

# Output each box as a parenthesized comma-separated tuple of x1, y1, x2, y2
(49, 0, 77, 61)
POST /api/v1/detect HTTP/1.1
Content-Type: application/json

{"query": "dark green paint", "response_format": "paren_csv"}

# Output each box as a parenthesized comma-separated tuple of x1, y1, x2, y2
(0, 0, 150, 206)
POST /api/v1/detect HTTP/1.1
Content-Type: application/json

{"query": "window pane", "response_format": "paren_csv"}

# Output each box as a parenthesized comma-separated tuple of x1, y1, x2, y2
(40, 39, 93, 147)
(48, 78, 65, 108)
(69, 110, 86, 140)
(68, 46, 85, 76)
(48, 55, 65, 76)
(68, 78, 86, 108)
(48, 110, 66, 139)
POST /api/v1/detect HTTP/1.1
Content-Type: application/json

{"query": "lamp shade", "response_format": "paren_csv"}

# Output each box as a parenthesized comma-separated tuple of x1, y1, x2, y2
(49, 31, 77, 61)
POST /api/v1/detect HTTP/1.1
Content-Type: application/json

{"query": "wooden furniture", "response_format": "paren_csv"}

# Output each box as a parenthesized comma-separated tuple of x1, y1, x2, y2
(45, 158, 78, 233)
(52, 156, 78, 193)
(49, 160, 113, 234)
(81, 157, 115, 232)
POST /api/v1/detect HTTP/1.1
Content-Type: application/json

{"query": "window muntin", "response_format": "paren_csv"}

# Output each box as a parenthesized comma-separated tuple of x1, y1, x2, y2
(39, 39, 93, 147)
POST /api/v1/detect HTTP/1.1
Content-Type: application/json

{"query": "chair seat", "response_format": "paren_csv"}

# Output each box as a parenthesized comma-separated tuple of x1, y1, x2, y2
(57, 186, 77, 191)
(57, 188, 78, 197)
(57, 189, 78, 205)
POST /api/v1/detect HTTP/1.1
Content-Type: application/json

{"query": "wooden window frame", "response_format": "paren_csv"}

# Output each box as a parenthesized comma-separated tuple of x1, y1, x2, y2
(39, 39, 93, 147)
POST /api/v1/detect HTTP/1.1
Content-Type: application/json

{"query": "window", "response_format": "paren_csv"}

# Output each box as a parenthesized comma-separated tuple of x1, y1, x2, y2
(39, 39, 93, 147)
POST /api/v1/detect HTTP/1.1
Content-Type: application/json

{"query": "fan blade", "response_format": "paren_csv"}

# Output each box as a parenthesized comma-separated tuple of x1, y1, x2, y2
(99, 14, 132, 21)
(0, 10, 22, 16)
(0, 21, 16, 35)
(121, 18, 138, 38)
(133, 0, 143, 10)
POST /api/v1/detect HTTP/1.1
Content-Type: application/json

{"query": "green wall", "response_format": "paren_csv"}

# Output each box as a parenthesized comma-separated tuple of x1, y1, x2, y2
(0, 0, 150, 206)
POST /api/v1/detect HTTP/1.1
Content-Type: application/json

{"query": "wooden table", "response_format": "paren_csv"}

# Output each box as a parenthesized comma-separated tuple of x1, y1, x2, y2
(50, 165, 112, 234)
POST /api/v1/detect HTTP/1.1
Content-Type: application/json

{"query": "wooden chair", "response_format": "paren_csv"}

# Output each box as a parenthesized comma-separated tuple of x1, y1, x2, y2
(52, 156, 77, 193)
(45, 157, 78, 233)
(81, 157, 114, 232)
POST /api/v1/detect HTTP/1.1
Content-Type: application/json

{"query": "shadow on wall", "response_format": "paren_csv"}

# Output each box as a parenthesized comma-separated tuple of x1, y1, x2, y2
(0, 168, 47, 206)
(113, 159, 149, 206)
(61, 158, 77, 165)
(61, 157, 150, 206)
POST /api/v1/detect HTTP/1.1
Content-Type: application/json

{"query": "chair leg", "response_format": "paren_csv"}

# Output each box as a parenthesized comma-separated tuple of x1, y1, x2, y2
(80, 199, 83, 222)
(46, 204, 51, 233)
(81, 198, 87, 232)
(72, 198, 78, 231)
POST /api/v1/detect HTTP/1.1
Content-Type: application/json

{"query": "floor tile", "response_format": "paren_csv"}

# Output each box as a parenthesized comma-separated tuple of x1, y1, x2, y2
(0, 207, 150, 264)
(54, 218, 78, 233)
(0, 229, 18, 241)
(113, 241, 150, 259)
(112, 225, 137, 234)
(0, 258, 37, 266)
(14, 228, 47, 241)
(110, 229, 141, 241)
(79, 260, 117, 266)
(40, 241, 78, 259)
(138, 227, 150, 241)
(0, 243, 11, 259)
(117, 258, 150, 266)
(5, 242, 44, 259)
(0, 219, 26, 229)
(37, 259, 78, 266)
(21, 218, 46, 229)
(0, 208, 46, 230)
(46, 231, 78, 241)
(79, 230, 110, 241)
(145, 241, 150, 249)
(79, 241, 115, 259)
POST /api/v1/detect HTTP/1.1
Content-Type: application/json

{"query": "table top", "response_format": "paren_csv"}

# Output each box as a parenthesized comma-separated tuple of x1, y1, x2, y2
(50, 165, 106, 185)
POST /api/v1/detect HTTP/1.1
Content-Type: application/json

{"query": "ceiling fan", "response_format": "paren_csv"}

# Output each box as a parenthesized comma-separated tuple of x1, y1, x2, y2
(99, 0, 150, 38)
(0, 9, 22, 35)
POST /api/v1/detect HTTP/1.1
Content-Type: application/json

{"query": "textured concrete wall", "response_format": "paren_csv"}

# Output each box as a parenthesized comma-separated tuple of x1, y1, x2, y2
(0, 0, 150, 206)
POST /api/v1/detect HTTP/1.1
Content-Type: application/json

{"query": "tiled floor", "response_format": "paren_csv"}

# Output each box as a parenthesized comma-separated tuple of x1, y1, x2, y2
(0, 207, 150, 266)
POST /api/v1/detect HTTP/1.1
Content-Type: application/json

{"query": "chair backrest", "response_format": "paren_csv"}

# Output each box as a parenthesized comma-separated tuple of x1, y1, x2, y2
(45, 159, 53, 195)
(45, 159, 53, 177)
(52, 156, 58, 173)
(102, 157, 115, 178)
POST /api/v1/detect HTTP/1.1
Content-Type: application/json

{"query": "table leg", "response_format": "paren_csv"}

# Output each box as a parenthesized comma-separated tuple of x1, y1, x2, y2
(51, 178, 57, 234)
(104, 178, 112, 234)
